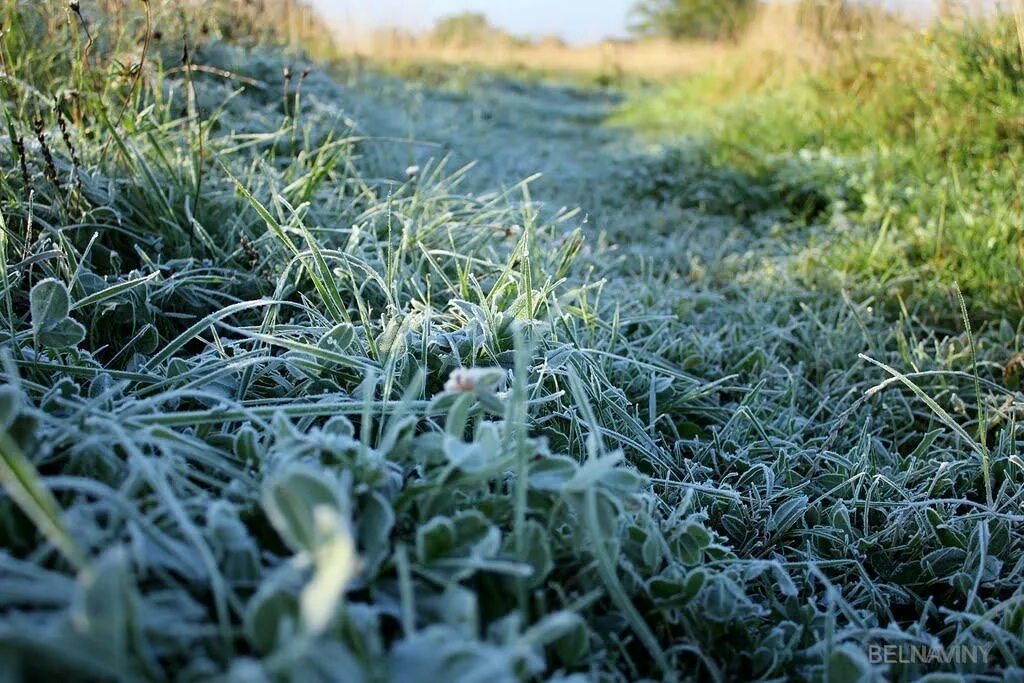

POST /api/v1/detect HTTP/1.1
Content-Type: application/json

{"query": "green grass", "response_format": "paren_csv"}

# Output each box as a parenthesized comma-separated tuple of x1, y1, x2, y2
(616, 16, 1024, 322)
(1, 1, 1023, 681)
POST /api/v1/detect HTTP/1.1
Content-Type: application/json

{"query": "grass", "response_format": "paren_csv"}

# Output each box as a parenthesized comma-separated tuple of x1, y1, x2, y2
(616, 12, 1024, 320)
(1, 1, 1023, 681)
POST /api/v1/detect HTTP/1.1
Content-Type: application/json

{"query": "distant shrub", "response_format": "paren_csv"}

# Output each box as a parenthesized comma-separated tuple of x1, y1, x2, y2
(629, 0, 758, 41)
(430, 12, 522, 47)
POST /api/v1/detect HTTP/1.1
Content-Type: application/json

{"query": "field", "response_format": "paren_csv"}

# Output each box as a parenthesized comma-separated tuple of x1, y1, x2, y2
(1, 1, 1023, 681)
(334, 2, 893, 83)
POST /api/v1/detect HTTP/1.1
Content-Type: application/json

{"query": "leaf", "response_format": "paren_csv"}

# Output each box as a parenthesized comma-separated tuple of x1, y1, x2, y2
(38, 318, 87, 349)
(416, 516, 456, 562)
(600, 467, 645, 495)
(70, 548, 138, 670)
(921, 547, 967, 578)
(577, 487, 669, 674)
(233, 424, 261, 463)
(827, 643, 873, 683)
(648, 567, 706, 607)
(319, 323, 356, 353)
(30, 278, 71, 332)
(0, 386, 20, 430)
(675, 521, 711, 566)
(356, 491, 394, 571)
(720, 513, 748, 541)
(0, 428, 84, 569)
(245, 581, 299, 653)
(452, 510, 496, 551)
(641, 532, 663, 570)
(323, 415, 356, 439)
(516, 520, 553, 587)
(71, 270, 160, 310)
(926, 508, 966, 549)
(771, 563, 799, 598)
(681, 568, 707, 602)
(443, 393, 475, 439)
(701, 574, 745, 622)
(443, 436, 490, 472)
(261, 466, 341, 554)
(208, 503, 260, 583)
(528, 455, 578, 491)
(389, 626, 517, 682)
(523, 612, 588, 661)
(259, 467, 358, 636)
(564, 452, 623, 493)
(770, 495, 808, 536)
(435, 585, 479, 637)
(30, 279, 86, 348)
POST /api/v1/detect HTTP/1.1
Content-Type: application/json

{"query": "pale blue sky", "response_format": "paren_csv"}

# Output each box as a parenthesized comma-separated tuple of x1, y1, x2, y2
(312, 0, 636, 44)
(313, 0, 940, 44)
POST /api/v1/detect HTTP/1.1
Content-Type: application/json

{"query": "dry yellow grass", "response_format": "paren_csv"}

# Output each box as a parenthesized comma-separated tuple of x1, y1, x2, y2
(178, 0, 338, 57)
(343, 32, 725, 80)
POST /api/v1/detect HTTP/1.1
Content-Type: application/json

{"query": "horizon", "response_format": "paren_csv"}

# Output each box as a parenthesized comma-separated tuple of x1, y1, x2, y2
(311, 0, 947, 46)
(314, 0, 657, 45)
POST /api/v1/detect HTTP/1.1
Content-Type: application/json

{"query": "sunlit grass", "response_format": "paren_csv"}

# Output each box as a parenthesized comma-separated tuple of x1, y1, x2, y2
(617, 13, 1024, 318)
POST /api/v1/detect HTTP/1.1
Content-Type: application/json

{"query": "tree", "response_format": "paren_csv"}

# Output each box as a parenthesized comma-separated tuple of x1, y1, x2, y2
(431, 12, 517, 47)
(629, 0, 757, 41)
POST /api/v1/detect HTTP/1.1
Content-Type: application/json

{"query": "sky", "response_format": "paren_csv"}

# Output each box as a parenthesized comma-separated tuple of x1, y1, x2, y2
(312, 0, 945, 45)
(311, 0, 637, 45)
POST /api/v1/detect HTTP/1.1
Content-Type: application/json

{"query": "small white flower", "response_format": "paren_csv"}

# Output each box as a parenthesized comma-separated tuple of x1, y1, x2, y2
(444, 367, 504, 393)
(405, 165, 420, 179)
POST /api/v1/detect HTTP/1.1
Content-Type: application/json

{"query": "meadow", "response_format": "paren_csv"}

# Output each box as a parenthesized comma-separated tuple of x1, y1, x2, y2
(0, 1, 1023, 681)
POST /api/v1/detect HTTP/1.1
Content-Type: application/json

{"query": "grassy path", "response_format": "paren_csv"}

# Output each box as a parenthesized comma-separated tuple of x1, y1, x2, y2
(2, 12, 1022, 677)
(353, 74, 1024, 678)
